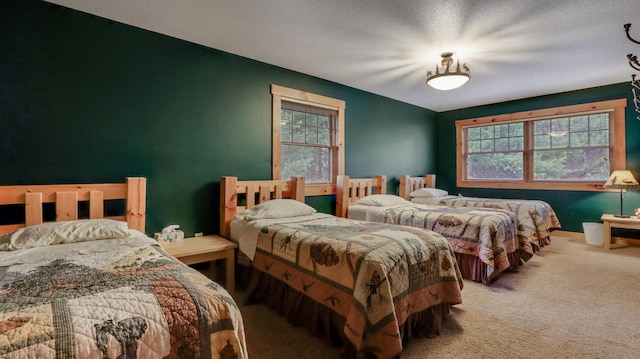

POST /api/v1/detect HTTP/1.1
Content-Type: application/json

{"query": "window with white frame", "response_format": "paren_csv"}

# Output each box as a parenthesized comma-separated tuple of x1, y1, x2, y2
(271, 85, 345, 194)
(456, 99, 627, 191)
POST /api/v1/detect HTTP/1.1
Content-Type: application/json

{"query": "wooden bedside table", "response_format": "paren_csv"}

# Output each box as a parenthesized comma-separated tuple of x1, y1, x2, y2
(161, 235, 238, 294)
(600, 214, 640, 250)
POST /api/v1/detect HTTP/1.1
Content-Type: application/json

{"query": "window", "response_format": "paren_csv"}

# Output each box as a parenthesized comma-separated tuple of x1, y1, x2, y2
(280, 103, 336, 183)
(456, 99, 627, 191)
(466, 122, 524, 180)
(272, 85, 345, 195)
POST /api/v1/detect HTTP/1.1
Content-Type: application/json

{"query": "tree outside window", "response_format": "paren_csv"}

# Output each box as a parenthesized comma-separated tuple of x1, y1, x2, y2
(280, 104, 336, 183)
(456, 99, 627, 191)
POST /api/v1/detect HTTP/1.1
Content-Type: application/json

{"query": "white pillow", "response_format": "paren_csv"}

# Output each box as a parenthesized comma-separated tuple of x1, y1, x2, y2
(237, 199, 317, 220)
(0, 219, 131, 251)
(409, 188, 449, 198)
(353, 194, 409, 207)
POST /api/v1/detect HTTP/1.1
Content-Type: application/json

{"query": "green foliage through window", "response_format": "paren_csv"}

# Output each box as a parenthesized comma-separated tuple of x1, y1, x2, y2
(464, 113, 612, 181)
(280, 104, 337, 183)
(466, 123, 524, 179)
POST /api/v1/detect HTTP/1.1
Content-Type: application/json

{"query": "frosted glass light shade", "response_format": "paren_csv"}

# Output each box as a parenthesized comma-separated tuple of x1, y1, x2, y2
(426, 74, 470, 91)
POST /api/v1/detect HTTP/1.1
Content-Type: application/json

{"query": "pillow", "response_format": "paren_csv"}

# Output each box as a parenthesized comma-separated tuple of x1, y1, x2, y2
(237, 199, 317, 220)
(411, 197, 447, 205)
(353, 194, 409, 207)
(409, 188, 449, 198)
(0, 219, 131, 251)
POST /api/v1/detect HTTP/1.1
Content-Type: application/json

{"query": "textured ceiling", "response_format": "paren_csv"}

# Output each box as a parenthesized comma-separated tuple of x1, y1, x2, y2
(45, 0, 640, 112)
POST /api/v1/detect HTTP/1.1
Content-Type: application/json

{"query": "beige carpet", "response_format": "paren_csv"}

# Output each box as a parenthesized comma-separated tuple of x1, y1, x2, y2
(220, 238, 640, 358)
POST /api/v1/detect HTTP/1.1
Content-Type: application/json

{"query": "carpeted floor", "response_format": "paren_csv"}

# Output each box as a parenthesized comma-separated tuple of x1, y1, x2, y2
(207, 237, 640, 358)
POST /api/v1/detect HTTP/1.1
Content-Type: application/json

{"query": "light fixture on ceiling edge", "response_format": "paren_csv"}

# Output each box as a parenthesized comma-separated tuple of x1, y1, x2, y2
(426, 52, 470, 91)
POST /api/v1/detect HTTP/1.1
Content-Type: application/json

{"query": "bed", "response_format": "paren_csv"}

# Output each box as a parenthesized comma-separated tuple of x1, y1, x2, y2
(220, 176, 463, 359)
(336, 175, 524, 285)
(0, 178, 247, 359)
(400, 174, 562, 252)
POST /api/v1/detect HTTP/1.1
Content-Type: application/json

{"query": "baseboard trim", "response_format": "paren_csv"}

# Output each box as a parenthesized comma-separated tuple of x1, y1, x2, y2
(552, 230, 640, 247)
(551, 230, 583, 239)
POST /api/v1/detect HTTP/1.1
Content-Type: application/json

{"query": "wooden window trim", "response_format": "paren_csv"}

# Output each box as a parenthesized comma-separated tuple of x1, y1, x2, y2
(271, 84, 345, 196)
(456, 99, 627, 191)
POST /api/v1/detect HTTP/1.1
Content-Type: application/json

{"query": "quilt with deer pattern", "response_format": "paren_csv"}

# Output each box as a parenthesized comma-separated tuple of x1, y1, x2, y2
(0, 225, 247, 359)
(411, 196, 561, 251)
(379, 203, 521, 277)
(234, 214, 463, 359)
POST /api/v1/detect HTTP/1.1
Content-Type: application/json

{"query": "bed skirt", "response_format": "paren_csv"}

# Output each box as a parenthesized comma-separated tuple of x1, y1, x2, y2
(540, 236, 552, 247)
(244, 268, 453, 359)
(455, 251, 522, 285)
(530, 235, 552, 252)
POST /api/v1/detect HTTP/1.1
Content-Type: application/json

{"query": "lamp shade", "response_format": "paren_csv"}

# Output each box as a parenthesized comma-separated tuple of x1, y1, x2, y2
(603, 170, 640, 189)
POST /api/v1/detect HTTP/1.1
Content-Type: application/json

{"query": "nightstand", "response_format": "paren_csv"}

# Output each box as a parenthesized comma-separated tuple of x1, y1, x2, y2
(161, 235, 238, 294)
(600, 214, 640, 250)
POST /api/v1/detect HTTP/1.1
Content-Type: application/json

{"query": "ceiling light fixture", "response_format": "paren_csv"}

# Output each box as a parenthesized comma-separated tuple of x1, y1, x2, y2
(426, 52, 470, 91)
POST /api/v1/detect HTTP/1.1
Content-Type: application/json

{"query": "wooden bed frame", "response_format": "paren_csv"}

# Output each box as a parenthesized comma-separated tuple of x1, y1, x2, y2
(399, 174, 436, 200)
(335, 175, 386, 217)
(219, 176, 305, 238)
(219, 175, 462, 357)
(0, 177, 146, 235)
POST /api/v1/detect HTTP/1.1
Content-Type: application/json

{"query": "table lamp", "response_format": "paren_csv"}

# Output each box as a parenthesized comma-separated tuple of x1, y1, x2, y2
(603, 170, 640, 218)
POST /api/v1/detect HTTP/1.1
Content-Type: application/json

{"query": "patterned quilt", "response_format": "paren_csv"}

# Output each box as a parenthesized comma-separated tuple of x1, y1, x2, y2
(238, 215, 463, 359)
(412, 196, 561, 251)
(0, 235, 247, 359)
(379, 203, 521, 278)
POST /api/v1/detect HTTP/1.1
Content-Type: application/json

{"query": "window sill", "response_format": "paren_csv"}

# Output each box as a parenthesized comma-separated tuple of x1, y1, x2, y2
(457, 180, 611, 192)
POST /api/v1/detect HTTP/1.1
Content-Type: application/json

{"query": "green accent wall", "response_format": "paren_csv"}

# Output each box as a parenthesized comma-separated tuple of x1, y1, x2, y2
(1, 0, 438, 236)
(436, 84, 640, 232)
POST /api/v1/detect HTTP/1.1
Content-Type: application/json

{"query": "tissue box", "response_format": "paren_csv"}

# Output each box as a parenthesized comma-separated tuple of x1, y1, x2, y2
(154, 230, 184, 244)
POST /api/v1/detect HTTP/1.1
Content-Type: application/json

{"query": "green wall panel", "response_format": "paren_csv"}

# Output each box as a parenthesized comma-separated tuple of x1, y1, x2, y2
(1, 0, 437, 236)
(345, 94, 438, 194)
(436, 83, 640, 233)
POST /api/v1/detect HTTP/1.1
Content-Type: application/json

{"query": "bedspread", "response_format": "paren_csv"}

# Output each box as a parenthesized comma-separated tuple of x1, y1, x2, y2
(412, 196, 561, 251)
(382, 203, 520, 278)
(243, 215, 463, 359)
(0, 236, 247, 359)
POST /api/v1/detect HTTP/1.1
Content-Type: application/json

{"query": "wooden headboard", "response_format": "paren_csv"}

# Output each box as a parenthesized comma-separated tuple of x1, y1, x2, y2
(219, 176, 305, 238)
(0, 177, 146, 235)
(399, 174, 436, 200)
(335, 175, 386, 217)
